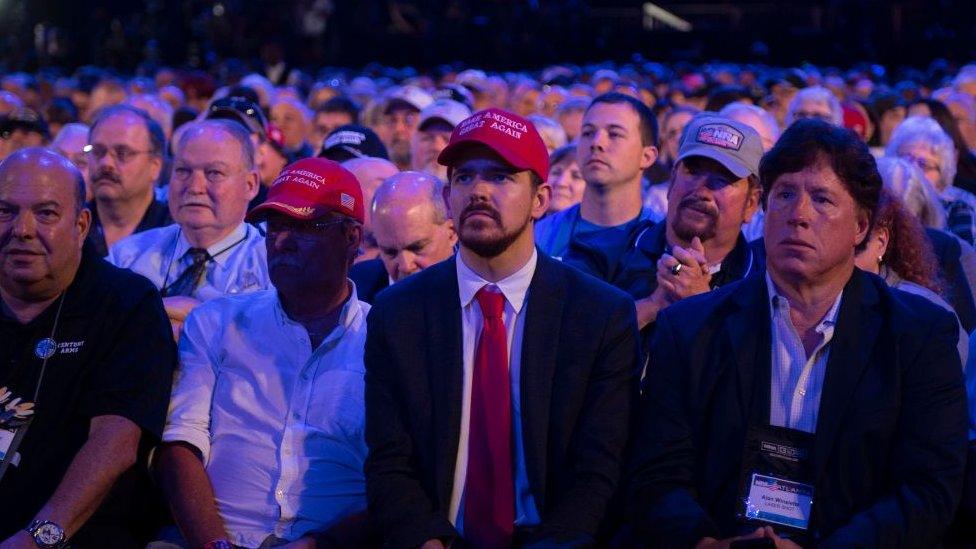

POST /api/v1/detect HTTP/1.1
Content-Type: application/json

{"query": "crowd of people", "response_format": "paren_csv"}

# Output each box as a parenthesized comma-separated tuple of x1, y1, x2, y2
(1, 57, 976, 548)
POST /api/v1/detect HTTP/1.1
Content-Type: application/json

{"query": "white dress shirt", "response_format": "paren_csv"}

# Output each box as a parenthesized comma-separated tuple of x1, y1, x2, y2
(449, 250, 541, 532)
(107, 222, 270, 301)
(163, 286, 369, 547)
(767, 272, 844, 433)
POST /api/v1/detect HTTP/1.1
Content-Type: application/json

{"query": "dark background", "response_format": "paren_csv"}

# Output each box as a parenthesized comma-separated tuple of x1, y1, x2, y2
(1, 1, 974, 74)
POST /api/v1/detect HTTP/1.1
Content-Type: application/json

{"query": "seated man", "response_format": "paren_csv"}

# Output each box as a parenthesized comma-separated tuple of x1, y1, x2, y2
(586, 113, 763, 332)
(0, 148, 176, 547)
(155, 158, 371, 548)
(630, 120, 968, 547)
(350, 171, 457, 303)
(108, 120, 269, 336)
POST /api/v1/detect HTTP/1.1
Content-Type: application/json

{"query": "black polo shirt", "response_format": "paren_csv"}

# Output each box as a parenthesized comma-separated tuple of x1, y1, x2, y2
(86, 199, 173, 257)
(0, 243, 176, 546)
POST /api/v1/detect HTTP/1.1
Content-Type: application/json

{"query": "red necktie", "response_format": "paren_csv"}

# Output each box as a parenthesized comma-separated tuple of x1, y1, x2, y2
(464, 286, 514, 548)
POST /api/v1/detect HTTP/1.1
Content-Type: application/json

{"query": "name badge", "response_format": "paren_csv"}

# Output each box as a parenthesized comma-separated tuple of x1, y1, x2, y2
(744, 473, 814, 530)
(0, 427, 21, 467)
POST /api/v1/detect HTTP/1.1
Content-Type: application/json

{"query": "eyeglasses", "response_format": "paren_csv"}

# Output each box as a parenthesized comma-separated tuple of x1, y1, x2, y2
(266, 217, 349, 240)
(900, 154, 941, 174)
(84, 144, 154, 164)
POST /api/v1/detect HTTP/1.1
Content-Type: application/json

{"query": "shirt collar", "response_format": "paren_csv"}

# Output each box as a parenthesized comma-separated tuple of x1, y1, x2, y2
(765, 270, 843, 334)
(272, 280, 364, 341)
(456, 249, 538, 315)
(175, 223, 250, 268)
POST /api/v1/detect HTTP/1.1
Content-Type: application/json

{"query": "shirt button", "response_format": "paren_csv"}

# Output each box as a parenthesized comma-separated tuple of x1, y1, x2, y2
(292, 412, 301, 420)
(276, 489, 284, 497)
(301, 373, 309, 381)
(799, 389, 806, 396)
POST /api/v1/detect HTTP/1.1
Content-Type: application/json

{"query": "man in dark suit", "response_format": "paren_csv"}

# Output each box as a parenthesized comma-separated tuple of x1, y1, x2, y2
(350, 171, 457, 303)
(630, 120, 969, 547)
(365, 108, 638, 548)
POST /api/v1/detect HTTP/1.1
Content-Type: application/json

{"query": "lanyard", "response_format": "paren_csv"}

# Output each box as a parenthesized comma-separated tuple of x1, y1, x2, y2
(159, 226, 251, 294)
(0, 291, 67, 481)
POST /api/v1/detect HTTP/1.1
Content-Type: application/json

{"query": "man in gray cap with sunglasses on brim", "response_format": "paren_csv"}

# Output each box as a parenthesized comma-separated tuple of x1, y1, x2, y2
(572, 112, 765, 333)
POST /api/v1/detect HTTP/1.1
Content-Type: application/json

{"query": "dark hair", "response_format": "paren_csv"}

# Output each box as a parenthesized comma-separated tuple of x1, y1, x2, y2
(872, 188, 943, 295)
(319, 96, 361, 124)
(45, 97, 79, 127)
(586, 92, 659, 148)
(705, 85, 751, 112)
(548, 144, 577, 168)
(89, 104, 167, 158)
(760, 119, 882, 241)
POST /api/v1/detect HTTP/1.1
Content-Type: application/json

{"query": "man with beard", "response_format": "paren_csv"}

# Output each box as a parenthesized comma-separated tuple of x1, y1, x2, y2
(586, 113, 763, 332)
(155, 158, 371, 548)
(86, 105, 171, 257)
(350, 171, 457, 303)
(364, 108, 638, 548)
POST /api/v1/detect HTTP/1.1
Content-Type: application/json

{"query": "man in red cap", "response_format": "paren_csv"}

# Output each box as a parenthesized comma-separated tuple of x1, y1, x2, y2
(154, 158, 371, 548)
(364, 109, 639, 548)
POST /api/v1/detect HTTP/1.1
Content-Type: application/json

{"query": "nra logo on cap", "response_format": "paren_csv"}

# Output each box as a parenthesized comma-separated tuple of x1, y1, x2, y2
(696, 124, 744, 151)
(325, 130, 366, 149)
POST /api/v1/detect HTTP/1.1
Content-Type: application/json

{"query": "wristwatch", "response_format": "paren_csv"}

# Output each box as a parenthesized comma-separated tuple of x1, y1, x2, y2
(25, 520, 66, 548)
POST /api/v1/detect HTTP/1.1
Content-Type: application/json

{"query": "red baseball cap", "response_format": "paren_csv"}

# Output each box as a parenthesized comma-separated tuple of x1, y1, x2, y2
(437, 108, 549, 182)
(246, 158, 365, 224)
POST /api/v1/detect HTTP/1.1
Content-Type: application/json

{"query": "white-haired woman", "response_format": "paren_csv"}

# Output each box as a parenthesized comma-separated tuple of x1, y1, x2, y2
(784, 85, 843, 127)
(887, 115, 976, 245)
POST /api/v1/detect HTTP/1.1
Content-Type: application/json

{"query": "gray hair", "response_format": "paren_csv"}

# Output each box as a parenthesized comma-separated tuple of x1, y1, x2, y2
(885, 116, 957, 190)
(785, 85, 843, 127)
(876, 156, 947, 229)
(719, 103, 781, 143)
(89, 104, 167, 158)
(528, 114, 568, 151)
(175, 119, 255, 172)
(372, 171, 449, 224)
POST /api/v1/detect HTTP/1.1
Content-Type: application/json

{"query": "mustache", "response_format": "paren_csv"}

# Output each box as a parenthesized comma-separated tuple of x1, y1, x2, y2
(461, 203, 502, 223)
(679, 195, 718, 217)
(93, 168, 121, 184)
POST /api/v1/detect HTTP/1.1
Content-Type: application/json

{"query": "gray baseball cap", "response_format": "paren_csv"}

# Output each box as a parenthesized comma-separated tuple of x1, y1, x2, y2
(676, 112, 763, 179)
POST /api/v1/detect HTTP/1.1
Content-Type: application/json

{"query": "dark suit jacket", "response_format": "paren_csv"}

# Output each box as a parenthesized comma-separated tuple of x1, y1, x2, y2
(629, 269, 969, 548)
(350, 257, 390, 304)
(365, 252, 639, 548)
(926, 228, 976, 333)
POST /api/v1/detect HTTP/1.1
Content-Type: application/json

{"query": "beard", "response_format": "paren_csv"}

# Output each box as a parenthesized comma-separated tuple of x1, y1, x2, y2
(670, 196, 719, 242)
(458, 203, 531, 259)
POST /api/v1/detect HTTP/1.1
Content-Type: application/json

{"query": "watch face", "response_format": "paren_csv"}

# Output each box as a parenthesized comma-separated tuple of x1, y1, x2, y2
(36, 523, 63, 545)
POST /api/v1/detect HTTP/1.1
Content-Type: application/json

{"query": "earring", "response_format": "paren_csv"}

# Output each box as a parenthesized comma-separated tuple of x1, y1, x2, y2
(877, 255, 884, 267)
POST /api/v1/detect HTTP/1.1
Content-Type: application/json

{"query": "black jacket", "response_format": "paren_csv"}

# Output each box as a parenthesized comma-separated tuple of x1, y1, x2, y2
(364, 252, 639, 548)
(630, 270, 968, 547)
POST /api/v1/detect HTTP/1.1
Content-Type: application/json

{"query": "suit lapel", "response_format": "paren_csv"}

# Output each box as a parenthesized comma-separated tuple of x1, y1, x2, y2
(812, 271, 882, 483)
(723, 274, 772, 426)
(424, 258, 465, 508)
(519, 253, 566, 511)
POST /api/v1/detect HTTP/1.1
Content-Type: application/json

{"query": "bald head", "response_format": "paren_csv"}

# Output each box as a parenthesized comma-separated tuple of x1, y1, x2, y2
(372, 171, 448, 224)
(0, 148, 92, 301)
(1, 148, 86, 213)
(370, 171, 456, 281)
